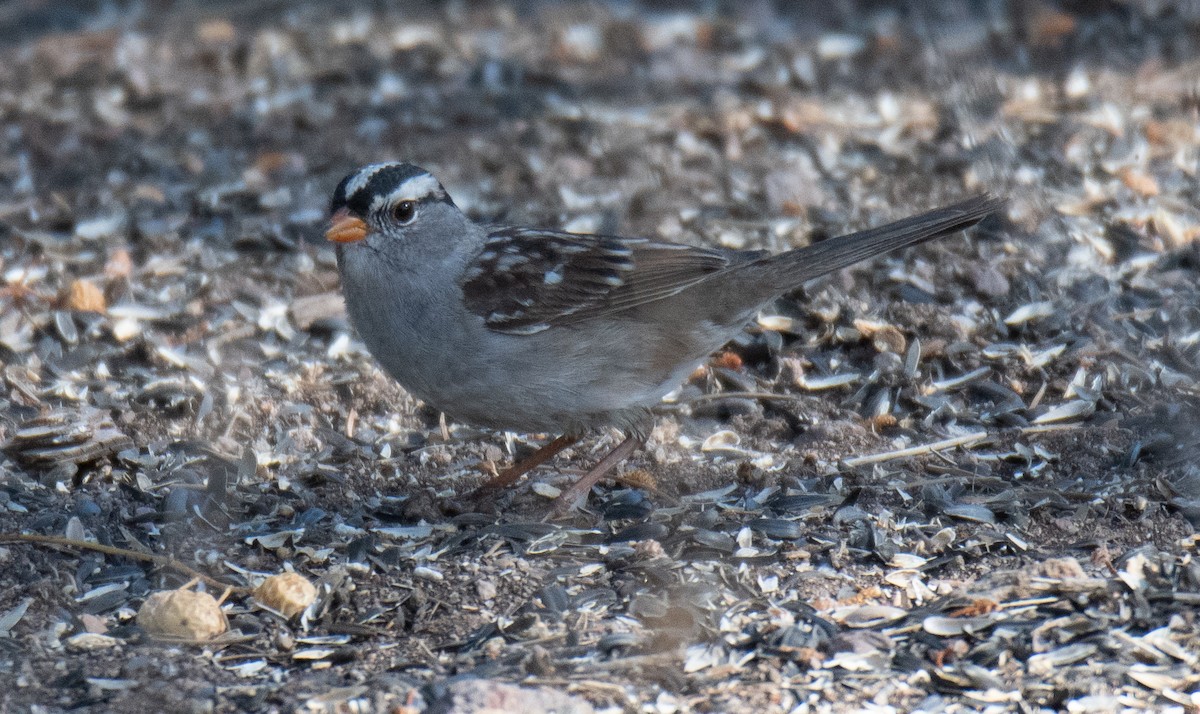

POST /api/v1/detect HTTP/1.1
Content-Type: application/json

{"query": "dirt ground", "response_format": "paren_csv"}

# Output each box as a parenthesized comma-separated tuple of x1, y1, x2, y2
(1, 1, 1199, 712)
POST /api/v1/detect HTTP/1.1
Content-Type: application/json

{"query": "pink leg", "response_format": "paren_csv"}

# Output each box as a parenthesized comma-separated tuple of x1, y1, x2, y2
(553, 434, 645, 514)
(469, 434, 580, 498)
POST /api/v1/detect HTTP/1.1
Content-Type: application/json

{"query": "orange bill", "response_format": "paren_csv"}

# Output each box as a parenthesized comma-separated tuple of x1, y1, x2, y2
(326, 210, 368, 243)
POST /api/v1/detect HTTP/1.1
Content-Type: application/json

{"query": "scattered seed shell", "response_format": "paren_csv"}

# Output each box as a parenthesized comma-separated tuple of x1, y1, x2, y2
(65, 279, 106, 313)
(254, 573, 318, 618)
(137, 589, 227, 640)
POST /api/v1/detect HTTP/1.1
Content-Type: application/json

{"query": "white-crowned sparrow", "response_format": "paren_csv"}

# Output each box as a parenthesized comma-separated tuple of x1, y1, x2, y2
(327, 162, 1003, 510)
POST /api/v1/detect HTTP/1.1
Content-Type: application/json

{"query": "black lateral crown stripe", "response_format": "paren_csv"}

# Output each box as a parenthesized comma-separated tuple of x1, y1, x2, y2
(331, 163, 452, 215)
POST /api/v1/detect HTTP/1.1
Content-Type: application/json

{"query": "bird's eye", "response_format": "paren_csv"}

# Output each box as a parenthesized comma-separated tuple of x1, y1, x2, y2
(391, 201, 417, 225)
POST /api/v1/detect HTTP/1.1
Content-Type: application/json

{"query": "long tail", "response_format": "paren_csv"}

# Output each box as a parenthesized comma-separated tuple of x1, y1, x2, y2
(762, 194, 1004, 290)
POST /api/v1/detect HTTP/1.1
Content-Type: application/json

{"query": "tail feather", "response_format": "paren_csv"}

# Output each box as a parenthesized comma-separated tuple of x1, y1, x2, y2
(764, 194, 1004, 289)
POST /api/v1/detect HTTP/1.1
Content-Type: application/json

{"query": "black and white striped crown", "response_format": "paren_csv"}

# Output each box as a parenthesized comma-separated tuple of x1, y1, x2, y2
(331, 162, 454, 215)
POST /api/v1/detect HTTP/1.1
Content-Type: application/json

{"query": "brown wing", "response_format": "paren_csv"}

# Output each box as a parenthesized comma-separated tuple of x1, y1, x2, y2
(460, 226, 744, 335)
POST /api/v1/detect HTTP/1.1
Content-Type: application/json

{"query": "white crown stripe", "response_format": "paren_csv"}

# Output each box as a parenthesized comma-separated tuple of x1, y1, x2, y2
(344, 162, 396, 199)
(389, 173, 442, 202)
(367, 173, 443, 212)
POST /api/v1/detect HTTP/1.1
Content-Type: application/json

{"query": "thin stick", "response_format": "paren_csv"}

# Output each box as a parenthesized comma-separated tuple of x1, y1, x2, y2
(1015, 423, 1082, 435)
(684, 391, 812, 404)
(840, 422, 1083, 468)
(0, 533, 246, 593)
(841, 432, 989, 468)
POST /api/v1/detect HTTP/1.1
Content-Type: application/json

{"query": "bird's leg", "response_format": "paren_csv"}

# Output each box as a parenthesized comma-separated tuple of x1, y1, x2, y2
(553, 434, 646, 514)
(470, 433, 580, 496)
